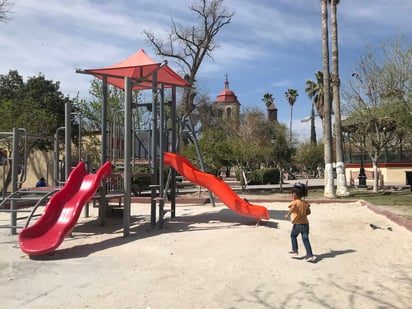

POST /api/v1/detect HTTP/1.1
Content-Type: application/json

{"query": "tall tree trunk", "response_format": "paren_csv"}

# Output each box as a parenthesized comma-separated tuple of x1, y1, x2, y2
(321, 0, 335, 198)
(310, 103, 317, 144)
(330, 0, 349, 196)
(289, 104, 293, 142)
(371, 153, 380, 193)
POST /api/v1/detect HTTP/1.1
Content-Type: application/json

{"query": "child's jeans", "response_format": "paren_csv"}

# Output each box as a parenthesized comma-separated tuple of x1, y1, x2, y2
(291, 224, 313, 257)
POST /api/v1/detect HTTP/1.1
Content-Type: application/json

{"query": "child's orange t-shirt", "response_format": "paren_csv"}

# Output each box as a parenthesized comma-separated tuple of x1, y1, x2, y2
(288, 199, 311, 224)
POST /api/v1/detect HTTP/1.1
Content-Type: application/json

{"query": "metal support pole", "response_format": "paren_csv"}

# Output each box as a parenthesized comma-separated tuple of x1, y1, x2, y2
(70, 112, 83, 162)
(54, 127, 65, 186)
(98, 76, 108, 226)
(150, 72, 158, 226)
(112, 109, 124, 165)
(79, 115, 82, 161)
(170, 86, 177, 218)
(102, 76, 108, 165)
(10, 128, 19, 234)
(158, 84, 165, 228)
(123, 77, 132, 237)
(65, 102, 71, 182)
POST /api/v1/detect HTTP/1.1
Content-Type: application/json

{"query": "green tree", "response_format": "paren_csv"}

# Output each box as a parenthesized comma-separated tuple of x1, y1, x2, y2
(0, 70, 70, 137)
(305, 71, 325, 145)
(305, 71, 325, 116)
(181, 124, 239, 177)
(236, 109, 290, 172)
(285, 89, 298, 142)
(182, 107, 290, 185)
(293, 142, 324, 177)
(0, 70, 72, 191)
(270, 121, 293, 181)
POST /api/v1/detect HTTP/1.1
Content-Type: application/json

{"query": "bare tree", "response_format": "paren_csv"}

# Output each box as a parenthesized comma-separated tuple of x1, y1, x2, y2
(345, 38, 412, 192)
(0, 0, 12, 22)
(144, 0, 234, 115)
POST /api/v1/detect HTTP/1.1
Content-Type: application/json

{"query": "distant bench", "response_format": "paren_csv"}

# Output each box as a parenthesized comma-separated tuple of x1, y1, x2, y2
(349, 170, 384, 188)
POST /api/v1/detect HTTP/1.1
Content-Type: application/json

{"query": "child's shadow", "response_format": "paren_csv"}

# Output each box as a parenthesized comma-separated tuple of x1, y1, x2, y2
(292, 249, 356, 263)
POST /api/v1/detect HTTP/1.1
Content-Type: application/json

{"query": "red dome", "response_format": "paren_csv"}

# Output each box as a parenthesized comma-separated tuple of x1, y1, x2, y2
(215, 77, 239, 103)
(216, 88, 238, 102)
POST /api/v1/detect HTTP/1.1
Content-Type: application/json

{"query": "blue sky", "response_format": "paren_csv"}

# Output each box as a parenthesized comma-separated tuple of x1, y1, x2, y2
(1, 0, 411, 140)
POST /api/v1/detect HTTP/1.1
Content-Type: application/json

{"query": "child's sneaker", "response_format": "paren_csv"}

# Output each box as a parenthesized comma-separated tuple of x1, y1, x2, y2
(288, 251, 298, 255)
(305, 255, 316, 262)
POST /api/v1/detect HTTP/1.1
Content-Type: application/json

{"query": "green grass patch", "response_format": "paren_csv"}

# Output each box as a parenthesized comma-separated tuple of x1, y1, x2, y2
(345, 190, 411, 206)
(308, 188, 412, 220)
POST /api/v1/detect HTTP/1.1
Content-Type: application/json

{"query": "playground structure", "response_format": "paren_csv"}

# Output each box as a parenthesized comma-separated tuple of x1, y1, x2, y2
(1, 49, 270, 255)
(76, 49, 194, 235)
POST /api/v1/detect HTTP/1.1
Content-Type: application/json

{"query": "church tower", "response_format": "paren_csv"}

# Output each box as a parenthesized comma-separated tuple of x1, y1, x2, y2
(214, 75, 240, 122)
(267, 101, 278, 122)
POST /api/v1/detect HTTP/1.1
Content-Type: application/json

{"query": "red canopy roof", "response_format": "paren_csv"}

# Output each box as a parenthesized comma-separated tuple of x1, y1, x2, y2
(82, 49, 190, 90)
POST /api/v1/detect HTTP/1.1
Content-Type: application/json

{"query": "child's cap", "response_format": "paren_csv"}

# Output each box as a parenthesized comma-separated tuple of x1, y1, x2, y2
(293, 182, 304, 188)
(292, 182, 308, 197)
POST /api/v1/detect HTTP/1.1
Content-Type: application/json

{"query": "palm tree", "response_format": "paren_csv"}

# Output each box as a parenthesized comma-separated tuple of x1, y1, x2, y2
(305, 71, 324, 118)
(321, 0, 335, 198)
(262, 93, 274, 107)
(305, 71, 325, 144)
(285, 89, 298, 142)
(329, 0, 348, 196)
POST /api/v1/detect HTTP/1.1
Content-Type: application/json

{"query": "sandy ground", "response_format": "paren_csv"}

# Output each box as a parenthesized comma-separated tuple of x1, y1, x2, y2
(0, 196, 411, 309)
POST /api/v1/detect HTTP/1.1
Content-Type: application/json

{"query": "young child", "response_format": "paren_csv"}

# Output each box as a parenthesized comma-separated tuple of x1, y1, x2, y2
(284, 182, 315, 262)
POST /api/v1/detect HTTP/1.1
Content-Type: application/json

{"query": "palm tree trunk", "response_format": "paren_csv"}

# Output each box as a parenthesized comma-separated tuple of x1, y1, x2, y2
(289, 105, 293, 142)
(310, 103, 317, 144)
(321, 0, 335, 198)
(330, 0, 348, 196)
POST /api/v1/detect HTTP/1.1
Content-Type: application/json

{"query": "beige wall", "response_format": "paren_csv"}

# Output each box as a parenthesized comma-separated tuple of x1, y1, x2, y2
(380, 167, 412, 184)
(346, 166, 412, 185)
(0, 150, 55, 190)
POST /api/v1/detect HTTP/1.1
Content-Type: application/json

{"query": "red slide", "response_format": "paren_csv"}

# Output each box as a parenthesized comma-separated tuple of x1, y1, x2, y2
(164, 152, 269, 220)
(19, 161, 112, 256)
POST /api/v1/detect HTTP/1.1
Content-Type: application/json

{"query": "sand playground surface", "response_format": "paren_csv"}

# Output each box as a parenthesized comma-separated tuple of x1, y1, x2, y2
(0, 195, 411, 309)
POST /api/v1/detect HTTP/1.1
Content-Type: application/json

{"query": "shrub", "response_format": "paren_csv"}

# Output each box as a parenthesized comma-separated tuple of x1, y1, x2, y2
(244, 168, 280, 185)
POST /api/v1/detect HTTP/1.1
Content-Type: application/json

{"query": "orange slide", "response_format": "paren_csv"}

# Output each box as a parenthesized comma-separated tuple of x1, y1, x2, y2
(164, 152, 269, 220)
(19, 161, 112, 256)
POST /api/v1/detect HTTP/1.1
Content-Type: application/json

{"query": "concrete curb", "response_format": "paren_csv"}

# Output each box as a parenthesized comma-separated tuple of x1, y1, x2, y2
(360, 199, 412, 233)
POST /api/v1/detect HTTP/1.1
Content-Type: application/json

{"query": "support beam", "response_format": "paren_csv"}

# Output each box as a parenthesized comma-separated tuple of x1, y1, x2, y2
(123, 77, 132, 237)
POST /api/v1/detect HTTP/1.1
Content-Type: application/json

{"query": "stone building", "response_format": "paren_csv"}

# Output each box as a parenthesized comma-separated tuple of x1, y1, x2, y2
(214, 76, 240, 122)
(267, 101, 278, 122)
